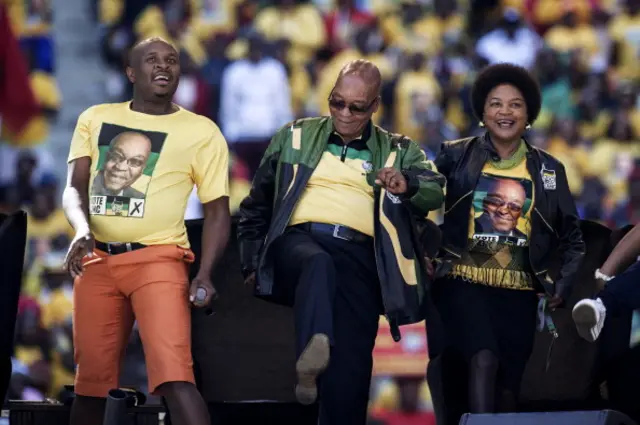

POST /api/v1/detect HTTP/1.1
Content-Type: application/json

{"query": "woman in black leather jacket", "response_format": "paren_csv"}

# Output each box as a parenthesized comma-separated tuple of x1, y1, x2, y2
(433, 63, 585, 414)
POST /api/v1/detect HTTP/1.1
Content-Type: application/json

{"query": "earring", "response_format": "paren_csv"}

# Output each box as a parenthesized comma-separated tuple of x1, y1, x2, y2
(479, 121, 485, 128)
(525, 123, 531, 130)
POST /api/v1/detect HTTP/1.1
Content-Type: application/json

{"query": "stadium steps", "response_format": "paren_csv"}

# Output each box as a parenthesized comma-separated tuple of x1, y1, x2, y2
(49, 0, 106, 185)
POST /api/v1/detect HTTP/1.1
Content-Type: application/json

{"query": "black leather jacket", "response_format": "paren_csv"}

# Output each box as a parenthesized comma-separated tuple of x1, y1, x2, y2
(434, 134, 585, 300)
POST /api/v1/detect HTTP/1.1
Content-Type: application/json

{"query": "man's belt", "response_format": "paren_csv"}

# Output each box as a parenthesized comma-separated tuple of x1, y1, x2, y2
(96, 241, 147, 255)
(294, 222, 372, 244)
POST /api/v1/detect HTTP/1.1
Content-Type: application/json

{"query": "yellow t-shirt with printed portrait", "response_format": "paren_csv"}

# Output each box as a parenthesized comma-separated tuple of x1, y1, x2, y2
(67, 102, 229, 248)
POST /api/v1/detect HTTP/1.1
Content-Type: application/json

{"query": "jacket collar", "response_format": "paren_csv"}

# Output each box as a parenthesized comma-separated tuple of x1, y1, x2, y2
(327, 118, 373, 143)
(328, 119, 372, 150)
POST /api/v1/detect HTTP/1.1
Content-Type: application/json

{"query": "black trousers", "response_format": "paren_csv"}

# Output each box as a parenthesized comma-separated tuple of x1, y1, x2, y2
(272, 227, 383, 425)
(599, 262, 640, 315)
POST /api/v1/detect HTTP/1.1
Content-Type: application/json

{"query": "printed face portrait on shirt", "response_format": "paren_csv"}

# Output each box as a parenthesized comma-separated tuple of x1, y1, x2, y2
(90, 123, 167, 218)
(472, 173, 533, 243)
(102, 132, 151, 195)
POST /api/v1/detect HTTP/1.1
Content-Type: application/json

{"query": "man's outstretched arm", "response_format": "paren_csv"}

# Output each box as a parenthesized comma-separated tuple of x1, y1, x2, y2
(600, 224, 640, 278)
(62, 157, 94, 277)
(194, 197, 231, 281)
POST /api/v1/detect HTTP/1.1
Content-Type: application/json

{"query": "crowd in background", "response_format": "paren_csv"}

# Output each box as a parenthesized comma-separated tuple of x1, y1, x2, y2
(2, 0, 640, 422)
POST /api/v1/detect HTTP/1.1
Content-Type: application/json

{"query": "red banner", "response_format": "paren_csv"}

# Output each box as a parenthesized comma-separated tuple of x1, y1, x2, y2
(372, 318, 428, 377)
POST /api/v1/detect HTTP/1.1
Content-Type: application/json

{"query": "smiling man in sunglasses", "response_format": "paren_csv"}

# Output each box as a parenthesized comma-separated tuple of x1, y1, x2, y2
(238, 59, 445, 425)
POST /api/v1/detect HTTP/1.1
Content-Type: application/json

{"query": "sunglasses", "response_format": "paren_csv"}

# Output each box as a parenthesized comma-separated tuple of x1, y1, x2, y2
(484, 195, 523, 214)
(328, 95, 378, 115)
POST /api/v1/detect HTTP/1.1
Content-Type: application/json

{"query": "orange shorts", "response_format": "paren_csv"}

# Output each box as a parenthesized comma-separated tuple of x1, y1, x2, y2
(73, 244, 195, 398)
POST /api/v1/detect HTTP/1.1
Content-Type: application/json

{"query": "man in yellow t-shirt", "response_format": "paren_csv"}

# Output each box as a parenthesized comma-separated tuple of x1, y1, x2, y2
(62, 37, 230, 425)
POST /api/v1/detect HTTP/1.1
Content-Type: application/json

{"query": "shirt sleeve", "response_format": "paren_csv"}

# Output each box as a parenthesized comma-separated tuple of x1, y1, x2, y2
(192, 123, 230, 204)
(67, 108, 94, 163)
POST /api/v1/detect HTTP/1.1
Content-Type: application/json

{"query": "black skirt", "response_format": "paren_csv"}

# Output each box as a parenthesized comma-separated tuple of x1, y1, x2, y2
(433, 276, 539, 392)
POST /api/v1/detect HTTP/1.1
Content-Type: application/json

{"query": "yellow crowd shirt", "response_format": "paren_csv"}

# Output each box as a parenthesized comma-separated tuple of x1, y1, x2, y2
(67, 102, 229, 248)
(450, 144, 536, 290)
(254, 4, 326, 66)
(393, 70, 442, 143)
(609, 13, 640, 81)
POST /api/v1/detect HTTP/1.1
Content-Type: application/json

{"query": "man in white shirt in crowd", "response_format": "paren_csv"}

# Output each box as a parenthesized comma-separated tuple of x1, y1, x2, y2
(220, 32, 293, 178)
(475, 8, 542, 70)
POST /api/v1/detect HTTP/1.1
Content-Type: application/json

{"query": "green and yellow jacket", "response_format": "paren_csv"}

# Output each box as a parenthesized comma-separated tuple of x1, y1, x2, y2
(237, 117, 446, 332)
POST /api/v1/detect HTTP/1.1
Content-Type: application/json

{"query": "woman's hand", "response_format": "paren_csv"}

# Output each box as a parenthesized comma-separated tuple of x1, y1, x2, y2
(424, 256, 435, 279)
(547, 294, 564, 310)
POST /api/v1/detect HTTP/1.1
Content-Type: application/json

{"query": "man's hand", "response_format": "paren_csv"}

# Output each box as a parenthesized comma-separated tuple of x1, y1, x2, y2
(63, 232, 95, 278)
(189, 273, 218, 308)
(375, 167, 407, 194)
(244, 271, 256, 287)
(547, 294, 564, 310)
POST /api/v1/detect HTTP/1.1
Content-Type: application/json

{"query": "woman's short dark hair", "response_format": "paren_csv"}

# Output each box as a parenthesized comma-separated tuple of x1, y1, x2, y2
(470, 63, 542, 124)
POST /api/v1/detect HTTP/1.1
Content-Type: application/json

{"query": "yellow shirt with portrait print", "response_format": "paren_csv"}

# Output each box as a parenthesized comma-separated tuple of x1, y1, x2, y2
(450, 148, 536, 290)
(67, 102, 229, 248)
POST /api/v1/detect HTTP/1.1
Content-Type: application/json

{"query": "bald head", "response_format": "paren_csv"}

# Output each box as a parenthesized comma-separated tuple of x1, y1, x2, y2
(110, 131, 152, 149)
(329, 59, 381, 142)
(335, 59, 382, 97)
(128, 37, 177, 67)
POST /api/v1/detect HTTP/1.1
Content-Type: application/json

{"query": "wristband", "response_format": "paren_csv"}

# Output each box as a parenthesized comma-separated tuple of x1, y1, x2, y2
(595, 268, 614, 282)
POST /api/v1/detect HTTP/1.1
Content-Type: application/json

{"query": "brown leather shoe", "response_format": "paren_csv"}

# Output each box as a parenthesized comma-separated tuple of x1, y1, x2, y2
(295, 333, 330, 405)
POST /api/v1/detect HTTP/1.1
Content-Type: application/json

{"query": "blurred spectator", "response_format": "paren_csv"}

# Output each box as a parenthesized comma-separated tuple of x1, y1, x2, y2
(253, 0, 327, 67)
(536, 48, 576, 129)
(174, 51, 210, 115)
(588, 84, 640, 208)
(543, 9, 600, 68)
(609, 160, 640, 226)
(200, 34, 233, 122)
(323, 0, 375, 54)
(393, 52, 441, 143)
(369, 376, 435, 425)
(228, 154, 251, 215)
(545, 118, 590, 196)
(529, 0, 595, 33)
(48, 319, 74, 399)
(381, 0, 463, 58)
(7, 0, 53, 38)
(475, 8, 542, 69)
(420, 107, 459, 161)
(190, 0, 244, 42)
(11, 296, 51, 401)
(23, 183, 73, 291)
(609, 0, 640, 82)
(220, 33, 293, 177)
(5, 152, 38, 207)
